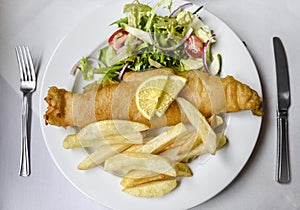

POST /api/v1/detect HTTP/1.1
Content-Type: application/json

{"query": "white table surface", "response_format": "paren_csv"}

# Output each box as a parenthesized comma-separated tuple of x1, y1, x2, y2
(1, 0, 300, 209)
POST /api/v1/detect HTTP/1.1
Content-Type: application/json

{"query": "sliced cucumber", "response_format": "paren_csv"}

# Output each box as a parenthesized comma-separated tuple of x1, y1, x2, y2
(205, 40, 213, 62)
(209, 54, 222, 76)
(180, 58, 203, 71)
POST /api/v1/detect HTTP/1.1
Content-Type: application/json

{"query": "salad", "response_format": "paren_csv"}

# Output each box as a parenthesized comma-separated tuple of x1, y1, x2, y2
(76, 0, 222, 85)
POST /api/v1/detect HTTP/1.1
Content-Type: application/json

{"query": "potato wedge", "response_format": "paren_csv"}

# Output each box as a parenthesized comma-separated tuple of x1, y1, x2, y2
(104, 152, 176, 177)
(77, 144, 131, 170)
(162, 130, 192, 150)
(124, 144, 144, 153)
(63, 134, 83, 149)
(160, 131, 198, 162)
(207, 114, 224, 129)
(160, 146, 182, 162)
(120, 162, 192, 187)
(217, 133, 227, 149)
(175, 131, 198, 155)
(63, 120, 148, 149)
(79, 120, 148, 144)
(174, 163, 193, 177)
(137, 122, 187, 154)
(78, 120, 148, 137)
(162, 130, 202, 153)
(122, 179, 177, 198)
(120, 170, 171, 188)
(64, 132, 144, 149)
(177, 97, 217, 154)
(181, 133, 227, 162)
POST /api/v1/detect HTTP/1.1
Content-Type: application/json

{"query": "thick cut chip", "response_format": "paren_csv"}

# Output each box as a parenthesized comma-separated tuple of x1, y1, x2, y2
(137, 122, 187, 154)
(120, 170, 171, 188)
(63, 134, 84, 149)
(181, 134, 227, 162)
(174, 163, 193, 177)
(64, 133, 144, 149)
(168, 131, 199, 154)
(176, 97, 217, 154)
(84, 120, 149, 135)
(160, 131, 199, 162)
(78, 120, 148, 142)
(104, 152, 176, 177)
(160, 130, 200, 162)
(207, 114, 224, 129)
(135, 75, 169, 120)
(77, 144, 130, 170)
(64, 120, 148, 148)
(155, 75, 187, 117)
(216, 133, 227, 149)
(124, 144, 145, 152)
(122, 179, 177, 198)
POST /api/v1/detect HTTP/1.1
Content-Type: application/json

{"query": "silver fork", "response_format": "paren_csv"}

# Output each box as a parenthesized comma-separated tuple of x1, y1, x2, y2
(15, 46, 36, 177)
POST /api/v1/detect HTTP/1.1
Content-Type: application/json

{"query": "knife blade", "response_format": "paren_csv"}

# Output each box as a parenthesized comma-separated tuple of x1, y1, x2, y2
(273, 37, 291, 183)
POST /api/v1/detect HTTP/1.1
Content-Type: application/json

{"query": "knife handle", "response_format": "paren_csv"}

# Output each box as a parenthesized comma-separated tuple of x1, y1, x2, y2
(276, 110, 290, 183)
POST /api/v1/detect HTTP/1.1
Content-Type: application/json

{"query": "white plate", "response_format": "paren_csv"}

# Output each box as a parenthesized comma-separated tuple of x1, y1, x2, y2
(39, 1, 263, 209)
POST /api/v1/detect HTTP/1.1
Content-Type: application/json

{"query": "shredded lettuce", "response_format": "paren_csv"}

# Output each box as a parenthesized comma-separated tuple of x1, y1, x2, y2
(78, 58, 96, 80)
(111, 17, 128, 27)
(123, 2, 152, 28)
(144, 0, 172, 31)
(98, 46, 116, 66)
(176, 11, 193, 25)
(190, 15, 215, 43)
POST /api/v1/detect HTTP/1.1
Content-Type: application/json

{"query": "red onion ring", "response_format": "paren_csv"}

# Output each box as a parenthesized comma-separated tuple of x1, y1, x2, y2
(169, 3, 193, 17)
(202, 34, 216, 74)
(70, 60, 80, 75)
(117, 62, 129, 81)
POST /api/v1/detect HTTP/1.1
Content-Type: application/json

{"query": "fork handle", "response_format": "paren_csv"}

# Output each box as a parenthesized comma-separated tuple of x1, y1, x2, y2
(19, 93, 31, 177)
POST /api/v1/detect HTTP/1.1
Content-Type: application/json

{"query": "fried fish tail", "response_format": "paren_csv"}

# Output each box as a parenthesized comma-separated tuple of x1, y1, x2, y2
(222, 75, 263, 116)
(44, 69, 263, 128)
(177, 70, 263, 117)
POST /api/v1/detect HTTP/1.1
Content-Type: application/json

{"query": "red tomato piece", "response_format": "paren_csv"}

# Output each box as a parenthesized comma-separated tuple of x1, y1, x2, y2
(108, 29, 129, 51)
(184, 35, 204, 58)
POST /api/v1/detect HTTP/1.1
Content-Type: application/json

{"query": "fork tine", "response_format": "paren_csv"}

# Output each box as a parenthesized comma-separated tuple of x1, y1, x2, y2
(21, 46, 32, 81)
(15, 46, 25, 81)
(25, 46, 36, 81)
(18, 46, 29, 81)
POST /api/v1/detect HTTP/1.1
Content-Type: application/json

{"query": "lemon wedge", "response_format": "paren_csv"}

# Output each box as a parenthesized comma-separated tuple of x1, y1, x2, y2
(155, 75, 187, 117)
(135, 75, 187, 120)
(135, 75, 169, 120)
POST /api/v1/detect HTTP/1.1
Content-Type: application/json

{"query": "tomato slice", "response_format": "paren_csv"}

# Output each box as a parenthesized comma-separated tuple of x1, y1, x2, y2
(108, 28, 129, 51)
(184, 35, 204, 58)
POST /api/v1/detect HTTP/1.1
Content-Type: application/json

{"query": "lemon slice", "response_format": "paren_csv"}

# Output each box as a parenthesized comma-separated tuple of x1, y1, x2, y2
(135, 75, 169, 120)
(155, 75, 187, 117)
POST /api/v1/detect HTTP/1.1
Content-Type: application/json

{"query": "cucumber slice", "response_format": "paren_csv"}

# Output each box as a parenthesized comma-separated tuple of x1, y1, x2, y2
(180, 58, 203, 70)
(209, 54, 222, 75)
(205, 40, 213, 62)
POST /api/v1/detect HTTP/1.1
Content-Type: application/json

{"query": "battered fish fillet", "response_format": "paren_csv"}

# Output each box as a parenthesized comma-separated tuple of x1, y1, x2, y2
(44, 69, 263, 128)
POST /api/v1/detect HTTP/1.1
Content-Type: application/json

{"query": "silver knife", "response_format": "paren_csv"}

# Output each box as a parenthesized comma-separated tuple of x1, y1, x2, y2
(273, 37, 291, 183)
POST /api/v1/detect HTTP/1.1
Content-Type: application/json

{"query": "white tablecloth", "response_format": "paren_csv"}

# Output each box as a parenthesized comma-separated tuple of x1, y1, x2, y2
(1, 0, 299, 209)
